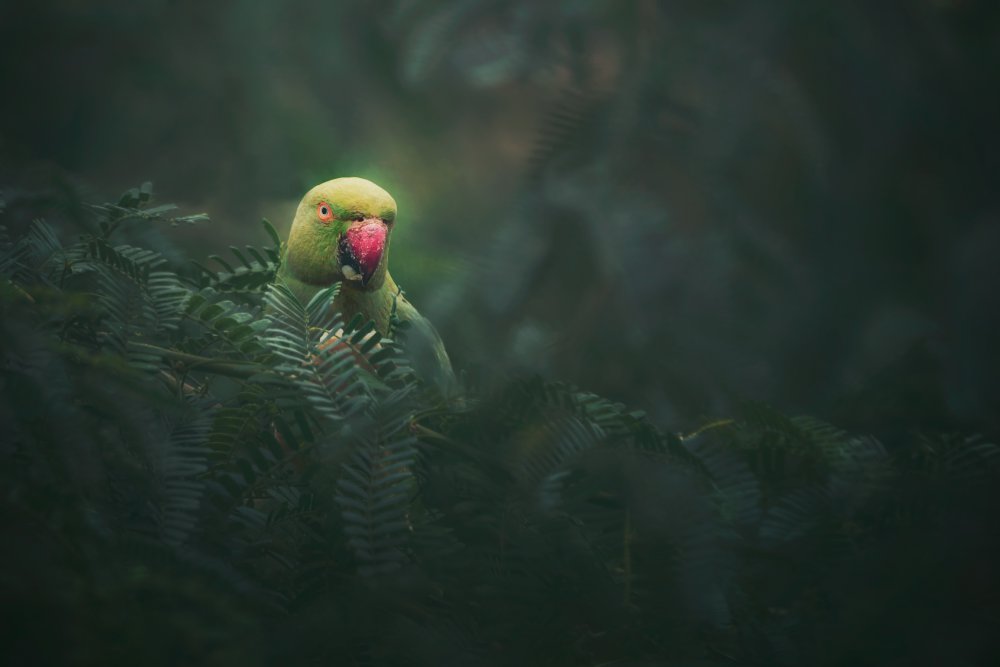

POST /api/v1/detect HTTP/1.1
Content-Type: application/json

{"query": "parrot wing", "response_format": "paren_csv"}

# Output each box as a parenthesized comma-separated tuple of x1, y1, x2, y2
(394, 293, 457, 398)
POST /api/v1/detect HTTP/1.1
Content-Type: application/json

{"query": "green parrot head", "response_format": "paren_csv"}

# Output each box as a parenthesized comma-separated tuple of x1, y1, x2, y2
(284, 177, 398, 290)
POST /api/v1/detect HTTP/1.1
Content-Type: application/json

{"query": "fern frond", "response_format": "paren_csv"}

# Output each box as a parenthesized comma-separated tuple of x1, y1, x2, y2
(148, 269, 191, 333)
(0, 231, 31, 278)
(150, 406, 212, 546)
(527, 85, 603, 179)
(181, 288, 269, 359)
(90, 181, 209, 237)
(92, 261, 155, 354)
(190, 220, 281, 292)
(757, 485, 833, 547)
(906, 433, 1000, 487)
(206, 386, 271, 464)
(517, 415, 604, 492)
(336, 420, 419, 576)
(25, 218, 63, 263)
(686, 433, 762, 530)
(261, 282, 379, 423)
(0, 218, 62, 281)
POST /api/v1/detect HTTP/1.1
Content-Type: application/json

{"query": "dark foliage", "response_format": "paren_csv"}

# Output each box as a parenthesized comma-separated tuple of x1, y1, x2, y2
(1, 186, 998, 666)
(2, 1, 999, 664)
(3, 0, 998, 439)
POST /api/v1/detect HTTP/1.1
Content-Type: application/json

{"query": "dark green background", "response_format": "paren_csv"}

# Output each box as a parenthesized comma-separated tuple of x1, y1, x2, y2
(3, 0, 999, 436)
(1, 4, 999, 664)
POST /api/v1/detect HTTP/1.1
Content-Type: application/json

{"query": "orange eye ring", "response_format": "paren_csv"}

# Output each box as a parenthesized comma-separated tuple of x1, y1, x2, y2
(316, 202, 334, 222)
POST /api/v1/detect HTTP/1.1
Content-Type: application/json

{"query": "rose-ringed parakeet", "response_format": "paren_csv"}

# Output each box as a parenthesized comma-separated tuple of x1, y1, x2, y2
(275, 177, 455, 393)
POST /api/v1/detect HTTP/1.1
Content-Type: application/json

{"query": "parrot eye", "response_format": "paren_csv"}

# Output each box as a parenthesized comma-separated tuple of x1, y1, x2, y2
(316, 203, 334, 222)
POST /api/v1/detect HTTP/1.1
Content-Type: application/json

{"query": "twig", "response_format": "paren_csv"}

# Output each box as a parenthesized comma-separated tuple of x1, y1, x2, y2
(680, 418, 736, 441)
(131, 342, 267, 379)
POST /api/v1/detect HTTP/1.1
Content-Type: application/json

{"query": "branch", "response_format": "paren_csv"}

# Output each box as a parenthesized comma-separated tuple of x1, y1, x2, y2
(131, 342, 268, 379)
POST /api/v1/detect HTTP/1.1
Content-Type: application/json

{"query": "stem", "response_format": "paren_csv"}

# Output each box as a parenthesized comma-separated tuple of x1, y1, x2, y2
(624, 509, 632, 606)
(131, 342, 267, 379)
(409, 421, 493, 465)
(680, 418, 736, 441)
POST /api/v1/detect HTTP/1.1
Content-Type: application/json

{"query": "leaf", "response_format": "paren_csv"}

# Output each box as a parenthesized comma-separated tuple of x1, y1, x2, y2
(261, 218, 281, 251)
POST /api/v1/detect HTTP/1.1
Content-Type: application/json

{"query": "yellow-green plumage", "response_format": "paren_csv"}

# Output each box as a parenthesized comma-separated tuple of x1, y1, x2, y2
(275, 177, 455, 393)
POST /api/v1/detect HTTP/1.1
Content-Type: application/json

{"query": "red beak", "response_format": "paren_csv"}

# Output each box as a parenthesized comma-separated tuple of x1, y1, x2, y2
(341, 218, 387, 285)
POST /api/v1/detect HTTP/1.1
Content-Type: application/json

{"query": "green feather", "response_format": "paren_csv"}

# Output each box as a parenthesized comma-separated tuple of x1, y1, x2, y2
(276, 177, 456, 394)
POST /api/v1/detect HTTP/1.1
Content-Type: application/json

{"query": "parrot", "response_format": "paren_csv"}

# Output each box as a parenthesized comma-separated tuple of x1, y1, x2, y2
(275, 177, 456, 394)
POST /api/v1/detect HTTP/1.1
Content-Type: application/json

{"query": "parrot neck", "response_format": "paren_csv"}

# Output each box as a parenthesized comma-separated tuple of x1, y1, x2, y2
(332, 273, 400, 336)
(277, 260, 399, 335)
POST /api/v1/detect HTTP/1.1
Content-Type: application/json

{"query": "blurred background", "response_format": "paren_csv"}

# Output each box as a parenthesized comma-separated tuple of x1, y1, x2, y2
(2, 0, 998, 437)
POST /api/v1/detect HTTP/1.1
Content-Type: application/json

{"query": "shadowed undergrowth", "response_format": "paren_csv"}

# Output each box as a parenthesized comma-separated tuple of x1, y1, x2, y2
(1, 187, 998, 666)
